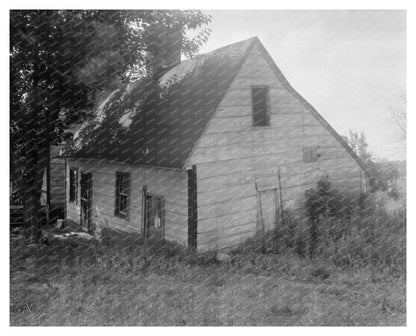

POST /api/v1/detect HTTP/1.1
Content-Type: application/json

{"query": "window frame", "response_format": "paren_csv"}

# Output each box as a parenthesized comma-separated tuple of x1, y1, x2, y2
(115, 172, 131, 219)
(303, 146, 320, 163)
(251, 85, 271, 127)
(69, 168, 78, 204)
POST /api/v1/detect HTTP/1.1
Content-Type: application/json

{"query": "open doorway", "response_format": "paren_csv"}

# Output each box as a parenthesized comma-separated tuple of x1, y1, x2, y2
(145, 193, 165, 241)
(80, 172, 92, 233)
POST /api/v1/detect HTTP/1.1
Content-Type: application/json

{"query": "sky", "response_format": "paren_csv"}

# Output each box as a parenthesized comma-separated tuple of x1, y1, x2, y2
(197, 10, 406, 160)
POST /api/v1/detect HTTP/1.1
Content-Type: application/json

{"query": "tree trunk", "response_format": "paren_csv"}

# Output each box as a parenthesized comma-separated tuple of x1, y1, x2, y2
(21, 69, 49, 242)
(22, 133, 47, 242)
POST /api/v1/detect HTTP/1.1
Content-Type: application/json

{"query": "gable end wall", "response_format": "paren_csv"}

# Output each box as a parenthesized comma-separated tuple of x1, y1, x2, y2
(187, 44, 367, 252)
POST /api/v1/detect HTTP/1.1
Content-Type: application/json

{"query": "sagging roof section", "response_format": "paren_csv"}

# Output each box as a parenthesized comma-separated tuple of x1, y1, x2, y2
(69, 37, 257, 168)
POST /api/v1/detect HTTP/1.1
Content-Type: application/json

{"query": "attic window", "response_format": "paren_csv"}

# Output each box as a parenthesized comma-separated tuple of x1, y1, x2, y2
(252, 86, 270, 126)
(303, 146, 319, 163)
(115, 172, 130, 218)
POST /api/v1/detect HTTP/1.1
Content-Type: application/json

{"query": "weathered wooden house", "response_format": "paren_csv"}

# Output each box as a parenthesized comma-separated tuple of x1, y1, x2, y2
(64, 37, 368, 252)
(10, 144, 66, 227)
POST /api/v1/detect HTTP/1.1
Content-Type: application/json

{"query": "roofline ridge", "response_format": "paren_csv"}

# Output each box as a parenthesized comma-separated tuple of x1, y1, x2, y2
(158, 37, 259, 81)
(196, 36, 258, 58)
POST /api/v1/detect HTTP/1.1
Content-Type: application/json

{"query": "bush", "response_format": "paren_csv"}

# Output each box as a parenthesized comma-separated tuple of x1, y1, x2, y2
(234, 174, 405, 276)
(302, 176, 406, 273)
(305, 175, 359, 221)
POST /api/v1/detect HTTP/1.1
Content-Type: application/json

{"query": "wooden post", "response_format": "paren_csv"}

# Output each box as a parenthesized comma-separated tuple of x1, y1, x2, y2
(277, 168, 284, 222)
(257, 190, 266, 253)
(64, 159, 67, 223)
(46, 144, 51, 225)
(45, 104, 51, 227)
(188, 165, 197, 251)
(257, 190, 265, 236)
(273, 188, 279, 226)
(141, 185, 147, 241)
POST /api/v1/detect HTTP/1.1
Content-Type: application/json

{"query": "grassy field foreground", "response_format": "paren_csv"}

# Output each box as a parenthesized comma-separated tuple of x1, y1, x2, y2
(10, 227, 405, 326)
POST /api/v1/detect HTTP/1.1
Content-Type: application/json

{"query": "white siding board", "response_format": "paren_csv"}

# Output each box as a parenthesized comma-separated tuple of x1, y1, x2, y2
(198, 183, 255, 206)
(198, 195, 257, 220)
(198, 209, 257, 233)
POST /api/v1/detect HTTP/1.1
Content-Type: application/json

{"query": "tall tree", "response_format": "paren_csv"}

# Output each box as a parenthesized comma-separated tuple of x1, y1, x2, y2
(10, 10, 211, 241)
(390, 91, 406, 142)
(342, 130, 372, 165)
(343, 130, 399, 193)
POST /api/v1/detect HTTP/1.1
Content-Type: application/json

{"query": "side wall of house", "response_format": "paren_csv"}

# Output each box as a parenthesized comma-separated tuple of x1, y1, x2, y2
(65, 159, 188, 246)
(187, 44, 367, 252)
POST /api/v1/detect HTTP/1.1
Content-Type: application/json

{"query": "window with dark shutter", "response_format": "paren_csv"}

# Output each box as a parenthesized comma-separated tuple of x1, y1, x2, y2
(69, 169, 78, 203)
(115, 172, 130, 218)
(303, 146, 319, 163)
(252, 86, 270, 126)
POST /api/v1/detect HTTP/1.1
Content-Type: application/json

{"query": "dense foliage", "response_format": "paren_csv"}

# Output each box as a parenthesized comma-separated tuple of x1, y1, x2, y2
(342, 130, 401, 193)
(10, 10, 211, 240)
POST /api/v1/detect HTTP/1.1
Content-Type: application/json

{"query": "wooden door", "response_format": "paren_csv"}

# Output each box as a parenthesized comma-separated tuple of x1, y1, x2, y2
(80, 172, 92, 233)
(257, 188, 279, 233)
(145, 194, 165, 241)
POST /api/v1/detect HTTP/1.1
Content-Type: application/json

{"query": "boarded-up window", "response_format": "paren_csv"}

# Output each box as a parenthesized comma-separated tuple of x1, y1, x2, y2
(252, 86, 270, 126)
(303, 146, 319, 163)
(115, 172, 130, 218)
(69, 169, 78, 203)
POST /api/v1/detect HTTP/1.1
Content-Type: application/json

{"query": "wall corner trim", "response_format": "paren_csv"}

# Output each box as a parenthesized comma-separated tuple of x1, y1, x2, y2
(187, 165, 197, 251)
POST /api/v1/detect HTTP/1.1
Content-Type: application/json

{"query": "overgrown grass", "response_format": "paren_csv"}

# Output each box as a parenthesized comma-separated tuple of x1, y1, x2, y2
(10, 205, 406, 326)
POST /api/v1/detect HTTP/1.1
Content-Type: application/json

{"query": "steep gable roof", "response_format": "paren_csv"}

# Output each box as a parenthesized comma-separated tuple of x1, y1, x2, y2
(69, 36, 367, 175)
(69, 37, 257, 168)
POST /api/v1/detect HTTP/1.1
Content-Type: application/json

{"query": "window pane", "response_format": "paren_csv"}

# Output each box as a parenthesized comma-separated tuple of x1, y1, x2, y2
(115, 173, 130, 216)
(252, 87, 269, 126)
(117, 176, 122, 194)
(120, 195, 127, 213)
(121, 176, 129, 193)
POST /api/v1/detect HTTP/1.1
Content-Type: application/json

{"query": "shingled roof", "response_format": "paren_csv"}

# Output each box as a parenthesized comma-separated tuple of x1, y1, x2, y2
(70, 37, 256, 168)
(69, 37, 368, 174)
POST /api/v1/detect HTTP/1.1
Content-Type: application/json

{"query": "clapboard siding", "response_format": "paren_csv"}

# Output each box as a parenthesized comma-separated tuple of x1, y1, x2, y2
(198, 209, 257, 233)
(187, 43, 366, 251)
(198, 184, 255, 207)
(198, 131, 336, 149)
(198, 195, 257, 220)
(198, 128, 307, 147)
(193, 142, 352, 165)
(198, 172, 253, 193)
(65, 159, 188, 246)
